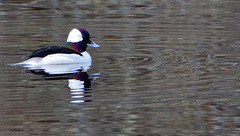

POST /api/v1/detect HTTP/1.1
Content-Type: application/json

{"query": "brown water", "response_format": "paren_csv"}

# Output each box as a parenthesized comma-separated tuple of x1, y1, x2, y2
(0, 0, 240, 135)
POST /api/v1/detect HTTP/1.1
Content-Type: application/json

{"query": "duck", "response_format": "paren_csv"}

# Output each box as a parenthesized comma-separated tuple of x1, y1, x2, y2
(17, 28, 100, 66)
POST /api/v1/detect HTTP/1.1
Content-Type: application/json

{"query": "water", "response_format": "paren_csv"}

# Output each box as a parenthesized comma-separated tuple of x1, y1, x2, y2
(0, 0, 240, 135)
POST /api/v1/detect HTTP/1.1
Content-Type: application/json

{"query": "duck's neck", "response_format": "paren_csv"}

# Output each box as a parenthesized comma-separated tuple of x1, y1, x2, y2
(66, 42, 87, 53)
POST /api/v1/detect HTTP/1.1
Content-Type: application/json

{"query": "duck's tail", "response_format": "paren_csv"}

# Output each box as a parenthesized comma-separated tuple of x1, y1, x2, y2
(9, 57, 43, 67)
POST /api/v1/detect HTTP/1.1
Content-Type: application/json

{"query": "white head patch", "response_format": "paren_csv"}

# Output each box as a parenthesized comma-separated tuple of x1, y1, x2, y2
(67, 28, 83, 42)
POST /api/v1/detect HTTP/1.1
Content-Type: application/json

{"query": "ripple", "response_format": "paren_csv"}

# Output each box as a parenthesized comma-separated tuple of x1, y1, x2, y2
(105, 48, 162, 69)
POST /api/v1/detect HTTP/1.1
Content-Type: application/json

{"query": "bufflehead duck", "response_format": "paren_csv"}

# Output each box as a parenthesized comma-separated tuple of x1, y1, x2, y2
(18, 28, 99, 66)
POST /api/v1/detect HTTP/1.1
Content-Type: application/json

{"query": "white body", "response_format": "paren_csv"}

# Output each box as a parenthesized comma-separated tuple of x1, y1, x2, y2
(42, 51, 91, 65)
(16, 51, 92, 68)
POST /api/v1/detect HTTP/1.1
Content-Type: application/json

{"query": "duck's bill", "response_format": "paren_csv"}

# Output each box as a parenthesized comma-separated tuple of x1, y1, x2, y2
(87, 39, 100, 48)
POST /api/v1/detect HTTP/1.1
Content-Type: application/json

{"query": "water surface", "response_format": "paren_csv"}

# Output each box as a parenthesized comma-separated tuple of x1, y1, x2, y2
(0, 0, 240, 135)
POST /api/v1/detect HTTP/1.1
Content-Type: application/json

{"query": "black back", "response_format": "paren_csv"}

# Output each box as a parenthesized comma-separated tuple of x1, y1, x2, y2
(22, 46, 82, 59)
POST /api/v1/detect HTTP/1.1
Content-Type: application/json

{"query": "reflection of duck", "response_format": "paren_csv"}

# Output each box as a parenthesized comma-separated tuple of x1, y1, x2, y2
(15, 28, 99, 66)
(26, 65, 100, 104)
(68, 72, 100, 103)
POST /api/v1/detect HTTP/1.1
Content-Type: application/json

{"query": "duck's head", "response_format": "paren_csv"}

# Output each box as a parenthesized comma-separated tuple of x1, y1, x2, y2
(66, 28, 100, 52)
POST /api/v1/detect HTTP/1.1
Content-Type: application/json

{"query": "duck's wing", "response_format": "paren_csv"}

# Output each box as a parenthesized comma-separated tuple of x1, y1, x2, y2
(22, 46, 82, 59)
